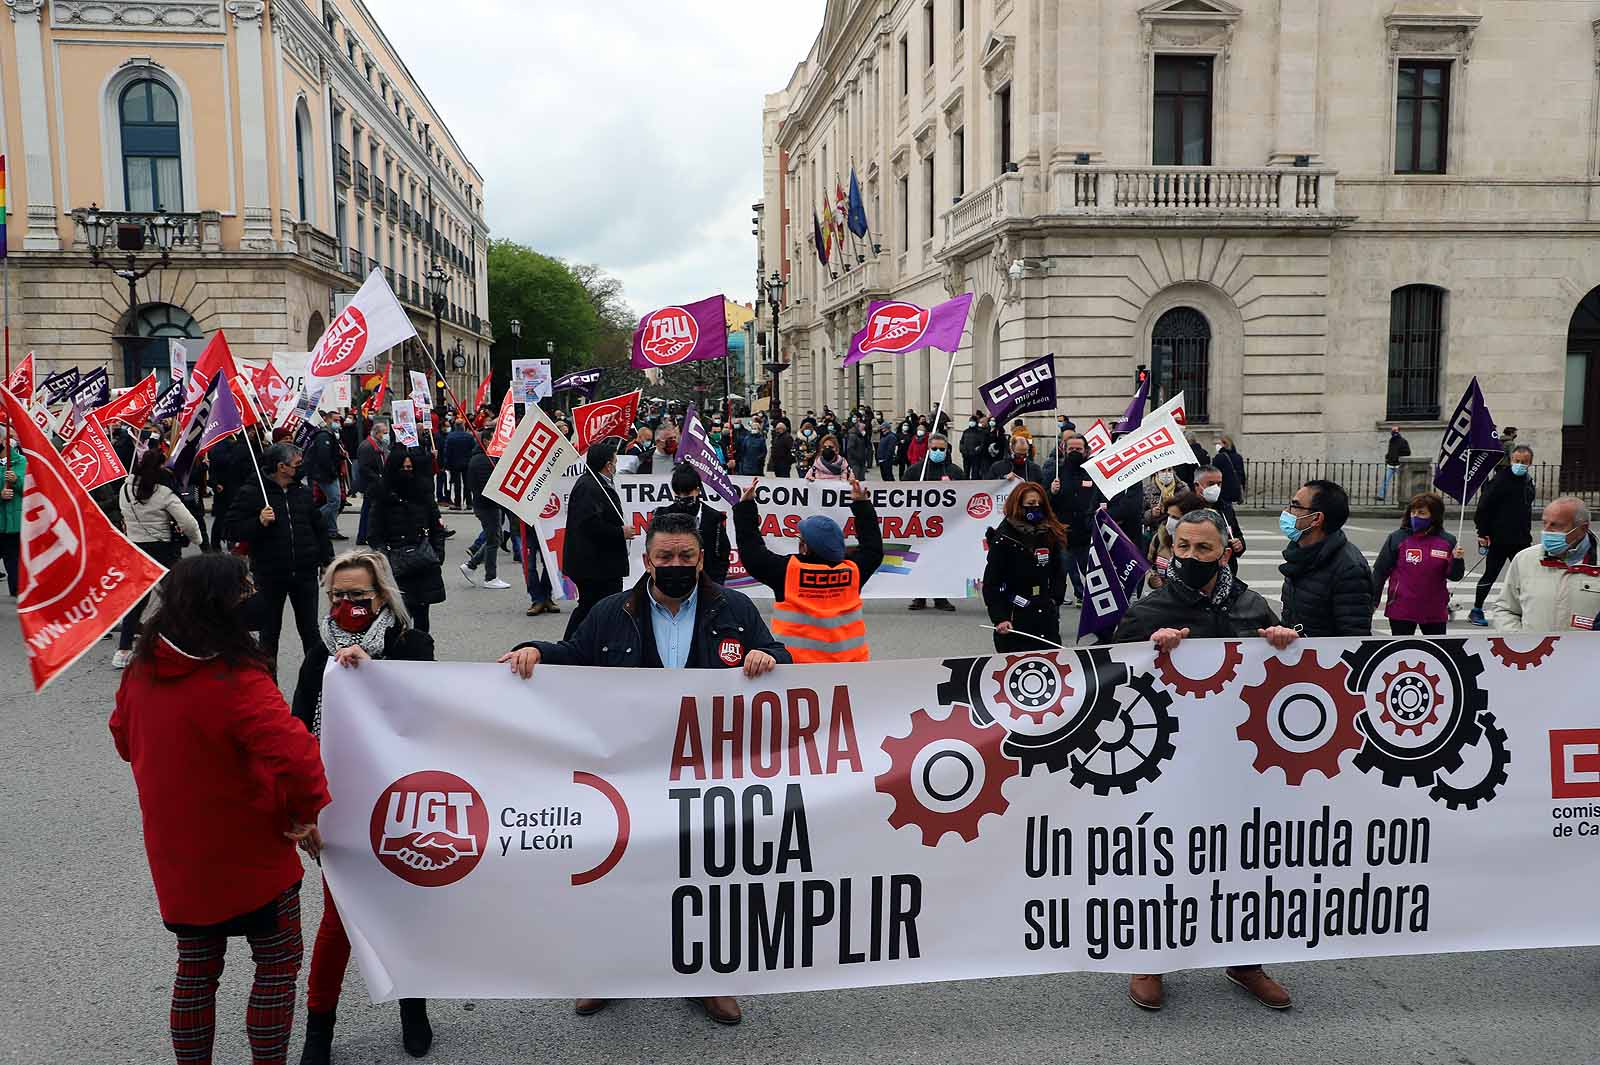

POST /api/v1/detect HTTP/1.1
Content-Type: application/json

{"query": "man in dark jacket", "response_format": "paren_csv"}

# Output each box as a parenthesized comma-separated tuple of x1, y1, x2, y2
(1048, 433, 1102, 603)
(442, 419, 474, 509)
(988, 433, 1045, 484)
(1469, 443, 1536, 625)
(499, 508, 788, 1029)
(655, 463, 731, 584)
(1279, 479, 1374, 637)
(1113, 509, 1298, 1012)
(1192, 465, 1246, 574)
(914, 432, 965, 482)
(959, 414, 987, 474)
(1214, 434, 1246, 504)
(207, 434, 238, 551)
(844, 420, 872, 480)
(768, 419, 794, 477)
(1378, 426, 1411, 502)
(304, 412, 348, 540)
(875, 422, 898, 481)
(355, 419, 390, 544)
(460, 427, 511, 589)
(228, 442, 333, 671)
(562, 440, 634, 636)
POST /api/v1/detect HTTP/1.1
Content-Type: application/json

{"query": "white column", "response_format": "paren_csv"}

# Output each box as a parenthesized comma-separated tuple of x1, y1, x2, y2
(229, 2, 276, 248)
(1270, 0, 1322, 164)
(6, 0, 59, 249)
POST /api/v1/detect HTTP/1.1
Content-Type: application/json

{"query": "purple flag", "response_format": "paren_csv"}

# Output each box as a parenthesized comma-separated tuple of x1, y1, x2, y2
(843, 292, 973, 367)
(40, 367, 81, 404)
(677, 405, 740, 506)
(71, 366, 111, 408)
(630, 295, 728, 369)
(1432, 377, 1500, 504)
(150, 378, 185, 422)
(1114, 373, 1151, 433)
(1077, 510, 1152, 640)
(166, 372, 242, 489)
(552, 367, 603, 400)
(980, 353, 1056, 422)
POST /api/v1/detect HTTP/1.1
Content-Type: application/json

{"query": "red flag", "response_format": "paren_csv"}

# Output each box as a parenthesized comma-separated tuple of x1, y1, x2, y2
(92, 371, 159, 430)
(473, 372, 492, 412)
(1, 386, 167, 691)
(60, 415, 127, 492)
(486, 388, 516, 457)
(183, 332, 246, 418)
(571, 389, 641, 453)
(5, 351, 35, 398)
(365, 378, 388, 416)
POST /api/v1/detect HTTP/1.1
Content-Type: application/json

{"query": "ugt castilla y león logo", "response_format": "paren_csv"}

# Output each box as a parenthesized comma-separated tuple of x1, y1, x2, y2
(370, 770, 490, 887)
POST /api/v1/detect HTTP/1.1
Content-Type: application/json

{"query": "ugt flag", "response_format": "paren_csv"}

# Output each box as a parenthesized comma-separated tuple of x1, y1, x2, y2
(485, 388, 517, 458)
(630, 295, 728, 369)
(1078, 510, 1151, 640)
(60, 416, 126, 493)
(93, 372, 159, 430)
(677, 405, 739, 504)
(980, 353, 1055, 423)
(571, 389, 640, 453)
(844, 293, 973, 367)
(0, 386, 167, 691)
(1433, 377, 1500, 504)
(552, 367, 603, 400)
(5, 351, 34, 398)
(307, 269, 417, 381)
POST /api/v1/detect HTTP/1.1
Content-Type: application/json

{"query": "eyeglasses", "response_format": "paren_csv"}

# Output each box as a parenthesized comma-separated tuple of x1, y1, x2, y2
(1284, 501, 1315, 513)
(328, 588, 376, 601)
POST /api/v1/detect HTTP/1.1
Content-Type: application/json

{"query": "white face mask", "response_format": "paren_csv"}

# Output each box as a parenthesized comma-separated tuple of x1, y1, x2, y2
(1157, 471, 1175, 486)
(1201, 484, 1222, 503)
(1166, 516, 1180, 538)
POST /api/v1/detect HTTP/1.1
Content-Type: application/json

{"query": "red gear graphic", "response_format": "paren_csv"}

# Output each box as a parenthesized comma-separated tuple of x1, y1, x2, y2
(1154, 642, 1245, 698)
(1237, 651, 1365, 786)
(876, 705, 1018, 846)
(1488, 636, 1558, 670)
(989, 654, 1075, 725)
(1377, 660, 1444, 737)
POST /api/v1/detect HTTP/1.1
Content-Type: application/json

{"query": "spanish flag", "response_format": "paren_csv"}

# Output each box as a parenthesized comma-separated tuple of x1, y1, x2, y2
(359, 369, 385, 394)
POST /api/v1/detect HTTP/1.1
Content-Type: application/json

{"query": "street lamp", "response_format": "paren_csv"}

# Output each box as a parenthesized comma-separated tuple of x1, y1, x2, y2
(760, 270, 787, 420)
(76, 202, 187, 383)
(510, 318, 521, 358)
(426, 262, 449, 411)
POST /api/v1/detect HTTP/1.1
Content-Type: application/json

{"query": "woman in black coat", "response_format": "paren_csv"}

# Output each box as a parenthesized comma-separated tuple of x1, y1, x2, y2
(366, 446, 447, 632)
(982, 481, 1069, 652)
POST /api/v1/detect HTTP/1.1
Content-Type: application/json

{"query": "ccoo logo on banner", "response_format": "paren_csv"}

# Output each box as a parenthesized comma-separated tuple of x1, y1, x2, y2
(980, 354, 1056, 423)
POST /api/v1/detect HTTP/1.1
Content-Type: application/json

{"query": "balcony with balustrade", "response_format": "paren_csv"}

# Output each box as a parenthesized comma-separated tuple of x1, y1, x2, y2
(353, 162, 370, 201)
(820, 257, 888, 315)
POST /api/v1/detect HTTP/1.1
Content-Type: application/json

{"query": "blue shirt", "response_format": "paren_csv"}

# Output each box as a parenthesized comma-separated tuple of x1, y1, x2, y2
(647, 581, 698, 669)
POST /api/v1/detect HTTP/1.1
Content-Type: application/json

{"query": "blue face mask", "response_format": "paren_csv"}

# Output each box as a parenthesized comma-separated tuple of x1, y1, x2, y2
(1409, 515, 1432, 534)
(1542, 530, 1575, 557)
(928, 448, 947, 463)
(1279, 510, 1304, 542)
(1511, 463, 1529, 477)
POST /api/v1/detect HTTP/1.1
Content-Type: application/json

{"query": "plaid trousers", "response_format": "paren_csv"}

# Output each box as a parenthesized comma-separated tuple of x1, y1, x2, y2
(170, 886, 303, 1064)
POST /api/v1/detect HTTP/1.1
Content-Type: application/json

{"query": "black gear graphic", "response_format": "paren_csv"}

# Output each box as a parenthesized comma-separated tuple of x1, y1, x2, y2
(1427, 713, 1510, 811)
(937, 651, 1125, 775)
(1342, 639, 1487, 789)
(1067, 673, 1179, 795)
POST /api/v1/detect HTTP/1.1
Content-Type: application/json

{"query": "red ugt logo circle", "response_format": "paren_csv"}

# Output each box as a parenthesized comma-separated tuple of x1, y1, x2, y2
(639, 307, 700, 366)
(369, 770, 490, 887)
(308, 306, 371, 377)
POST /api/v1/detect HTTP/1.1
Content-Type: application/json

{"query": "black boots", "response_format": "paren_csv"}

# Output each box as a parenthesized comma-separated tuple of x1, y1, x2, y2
(399, 998, 433, 1058)
(298, 1010, 334, 1065)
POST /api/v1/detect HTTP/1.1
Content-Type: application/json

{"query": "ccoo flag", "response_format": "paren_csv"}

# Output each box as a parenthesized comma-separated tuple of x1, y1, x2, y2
(1433, 377, 1501, 504)
(1114, 373, 1152, 434)
(629, 295, 728, 369)
(552, 367, 604, 400)
(1077, 510, 1151, 640)
(844, 293, 974, 367)
(677, 405, 740, 505)
(980, 353, 1056, 423)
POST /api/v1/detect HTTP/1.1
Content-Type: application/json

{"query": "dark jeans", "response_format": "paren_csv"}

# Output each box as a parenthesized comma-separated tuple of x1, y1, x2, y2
(210, 489, 231, 549)
(0, 531, 18, 596)
(1065, 545, 1091, 601)
(1390, 619, 1447, 636)
(252, 572, 320, 670)
(357, 492, 375, 543)
(449, 469, 467, 508)
(435, 470, 449, 503)
(771, 465, 791, 478)
(521, 523, 552, 602)
(1474, 543, 1522, 609)
(565, 577, 622, 637)
(120, 541, 182, 650)
(877, 461, 895, 482)
(468, 504, 499, 580)
(407, 598, 431, 633)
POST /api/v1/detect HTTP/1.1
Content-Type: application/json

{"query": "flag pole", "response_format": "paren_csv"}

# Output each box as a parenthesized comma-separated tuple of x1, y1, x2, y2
(919, 346, 959, 480)
(244, 423, 271, 503)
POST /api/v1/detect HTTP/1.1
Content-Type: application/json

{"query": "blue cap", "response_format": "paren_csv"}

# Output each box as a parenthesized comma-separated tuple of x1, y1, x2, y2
(797, 515, 846, 564)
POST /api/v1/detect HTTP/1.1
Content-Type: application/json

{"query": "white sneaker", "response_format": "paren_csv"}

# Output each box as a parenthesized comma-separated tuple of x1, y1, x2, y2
(111, 649, 133, 670)
(483, 578, 512, 590)
(459, 562, 477, 586)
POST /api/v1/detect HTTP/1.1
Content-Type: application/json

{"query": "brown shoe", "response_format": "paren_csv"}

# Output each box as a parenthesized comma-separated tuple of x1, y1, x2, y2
(694, 996, 742, 1026)
(574, 997, 609, 1016)
(1128, 974, 1164, 1010)
(540, 600, 562, 614)
(526, 602, 544, 616)
(1225, 966, 1291, 1009)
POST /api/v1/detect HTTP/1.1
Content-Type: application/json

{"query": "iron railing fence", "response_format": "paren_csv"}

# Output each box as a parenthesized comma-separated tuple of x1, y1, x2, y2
(1232, 460, 1600, 510)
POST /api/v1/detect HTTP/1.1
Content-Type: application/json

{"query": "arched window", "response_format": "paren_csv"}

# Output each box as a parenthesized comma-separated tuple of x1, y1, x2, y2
(1388, 285, 1445, 420)
(120, 79, 182, 211)
(130, 303, 202, 338)
(1150, 307, 1211, 423)
(306, 311, 326, 349)
(295, 104, 310, 220)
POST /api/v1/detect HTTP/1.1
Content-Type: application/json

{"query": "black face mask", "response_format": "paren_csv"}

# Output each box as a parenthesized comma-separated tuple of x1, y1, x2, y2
(1168, 555, 1221, 591)
(652, 564, 699, 600)
(1067, 451, 1087, 466)
(821, 447, 838, 461)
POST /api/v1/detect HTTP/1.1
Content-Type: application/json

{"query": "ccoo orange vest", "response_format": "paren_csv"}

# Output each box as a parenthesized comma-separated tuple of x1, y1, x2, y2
(771, 558, 870, 663)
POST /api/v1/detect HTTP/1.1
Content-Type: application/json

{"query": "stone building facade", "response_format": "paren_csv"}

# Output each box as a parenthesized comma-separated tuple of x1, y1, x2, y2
(0, 0, 490, 402)
(763, 0, 1600, 483)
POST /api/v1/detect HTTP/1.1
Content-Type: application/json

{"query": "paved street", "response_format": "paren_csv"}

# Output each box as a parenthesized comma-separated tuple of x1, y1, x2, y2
(1, 505, 1588, 1065)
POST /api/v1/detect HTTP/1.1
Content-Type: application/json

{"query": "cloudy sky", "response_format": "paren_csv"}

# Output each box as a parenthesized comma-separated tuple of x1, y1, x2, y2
(378, 0, 828, 317)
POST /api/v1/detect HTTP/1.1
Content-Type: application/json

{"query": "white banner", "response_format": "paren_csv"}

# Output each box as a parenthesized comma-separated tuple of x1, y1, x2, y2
(1083, 418, 1112, 455)
(1084, 415, 1190, 497)
(307, 269, 415, 380)
(322, 634, 1600, 1001)
(529, 474, 1014, 600)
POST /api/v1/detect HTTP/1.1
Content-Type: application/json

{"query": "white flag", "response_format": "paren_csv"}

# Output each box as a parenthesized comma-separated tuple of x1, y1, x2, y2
(168, 339, 188, 384)
(1148, 391, 1188, 427)
(307, 269, 416, 381)
(480, 404, 578, 525)
(1083, 414, 1191, 497)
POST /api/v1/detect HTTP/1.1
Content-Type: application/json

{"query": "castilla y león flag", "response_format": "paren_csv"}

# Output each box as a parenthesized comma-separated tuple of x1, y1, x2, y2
(629, 295, 728, 369)
(844, 293, 974, 367)
(571, 389, 641, 453)
(1, 387, 167, 691)
(308, 269, 417, 382)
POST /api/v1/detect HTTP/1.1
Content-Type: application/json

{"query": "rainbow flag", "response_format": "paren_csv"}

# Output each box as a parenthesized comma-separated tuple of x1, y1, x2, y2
(1, 154, 8, 258)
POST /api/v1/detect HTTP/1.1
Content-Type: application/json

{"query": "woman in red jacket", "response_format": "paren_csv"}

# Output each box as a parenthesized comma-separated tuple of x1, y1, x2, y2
(111, 553, 330, 1065)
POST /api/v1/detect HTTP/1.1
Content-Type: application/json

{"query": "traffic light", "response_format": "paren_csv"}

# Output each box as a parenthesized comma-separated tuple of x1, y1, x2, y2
(1135, 364, 1149, 388)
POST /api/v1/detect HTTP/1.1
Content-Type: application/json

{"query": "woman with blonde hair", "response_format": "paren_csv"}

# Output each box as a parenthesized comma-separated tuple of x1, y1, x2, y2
(291, 549, 436, 1063)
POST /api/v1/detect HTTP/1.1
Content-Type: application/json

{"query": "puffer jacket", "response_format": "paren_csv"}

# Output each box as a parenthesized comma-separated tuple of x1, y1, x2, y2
(1278, 529, 1375, 637)
(228, 476, 333, 582)
(368, 455, 447, 607)
(121, 478, 203, 547)
(982, 521, 1067, 632)
(1113, 576, 1281, 643)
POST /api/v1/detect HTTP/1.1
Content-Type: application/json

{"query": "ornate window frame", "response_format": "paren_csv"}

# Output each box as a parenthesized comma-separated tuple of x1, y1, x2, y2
(1383, 9, 1480, 176)
(99, 59, 199, 213)
(1138, 0, 1240, 166)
